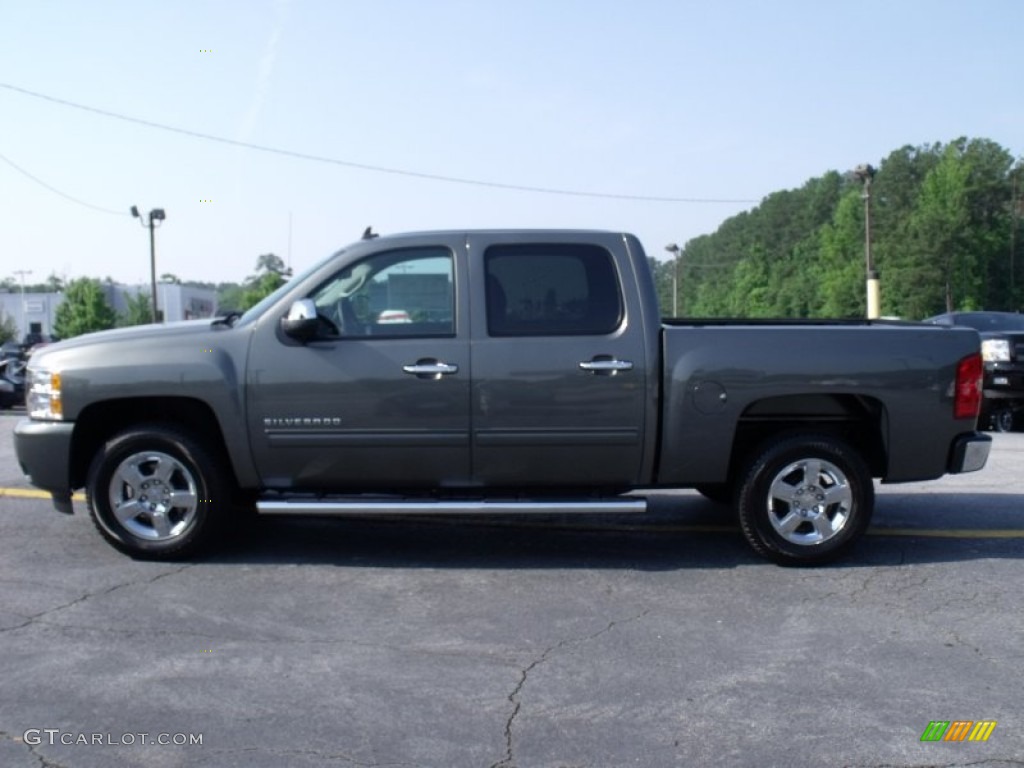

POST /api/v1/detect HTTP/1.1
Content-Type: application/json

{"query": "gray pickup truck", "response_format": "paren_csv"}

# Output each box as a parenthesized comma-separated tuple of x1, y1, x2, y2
(14, 230, 991, 565)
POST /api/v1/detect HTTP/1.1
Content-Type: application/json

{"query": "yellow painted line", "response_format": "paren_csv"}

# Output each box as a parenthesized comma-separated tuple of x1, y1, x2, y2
(0, 488, 85, 501)
(343, 515, 1024, 539)
(867, 527, 1024, 539)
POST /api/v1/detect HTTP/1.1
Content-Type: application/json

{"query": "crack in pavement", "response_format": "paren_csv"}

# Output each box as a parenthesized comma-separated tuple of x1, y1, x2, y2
(805, 561, 1006, 667)
(0, 564, 194, 635)
(489, 608, 651, 768)
(0, 730, 71, 768)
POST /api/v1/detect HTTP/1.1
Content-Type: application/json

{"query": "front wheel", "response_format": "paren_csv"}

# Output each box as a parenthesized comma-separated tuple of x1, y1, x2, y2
(86, 425, 232, 559)
(736, 434, 873, 566)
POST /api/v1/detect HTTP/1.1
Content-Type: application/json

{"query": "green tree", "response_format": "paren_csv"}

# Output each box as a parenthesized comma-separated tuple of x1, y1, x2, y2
(906, 144, 972, 313)
(53, 278, 117, 339)
(240, 273, 284, 310)
(255, 253, 288, 276)
(239, 253, 291, 310)
(648, 257, 673, 316)
(816, 189, 868, 317)
(677, 137, 1019, 319)
(118, 291, 154, 327)
(45, 273, 65, 292)
(216, 282, 245, 312)
(0, 308, 17, 343)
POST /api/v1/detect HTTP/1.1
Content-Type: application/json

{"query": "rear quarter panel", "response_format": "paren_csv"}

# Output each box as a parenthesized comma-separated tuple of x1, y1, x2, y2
(658, 322, 981, 484)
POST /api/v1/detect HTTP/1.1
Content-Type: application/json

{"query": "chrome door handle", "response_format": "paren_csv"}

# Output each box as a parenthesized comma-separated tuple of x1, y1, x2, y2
(579, 358, 634, 374)
(402, 361, 459, 378)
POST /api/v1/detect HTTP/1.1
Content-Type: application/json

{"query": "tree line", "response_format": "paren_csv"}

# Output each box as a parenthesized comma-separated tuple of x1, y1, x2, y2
(5, 137, 1020, 341)
(654, 137, 1023, 319)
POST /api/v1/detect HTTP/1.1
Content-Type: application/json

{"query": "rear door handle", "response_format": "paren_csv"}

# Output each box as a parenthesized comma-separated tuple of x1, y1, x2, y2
(402, 360, 459, 379)
(579, 358, 634, 374)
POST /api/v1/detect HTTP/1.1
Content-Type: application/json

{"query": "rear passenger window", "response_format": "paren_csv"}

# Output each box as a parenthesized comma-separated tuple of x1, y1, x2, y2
(485, 244, 623, 336)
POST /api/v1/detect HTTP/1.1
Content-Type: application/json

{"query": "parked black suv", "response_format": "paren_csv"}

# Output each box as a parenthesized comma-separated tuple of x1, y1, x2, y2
(926, 311, 1024, 431)
(0, 342, 27, 409)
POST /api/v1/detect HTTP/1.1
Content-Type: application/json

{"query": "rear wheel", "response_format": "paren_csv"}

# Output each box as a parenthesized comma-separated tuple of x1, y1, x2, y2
(736, 434, 873, 566)
(86, 425, 232, 559)
(992, 408, 1015, 433)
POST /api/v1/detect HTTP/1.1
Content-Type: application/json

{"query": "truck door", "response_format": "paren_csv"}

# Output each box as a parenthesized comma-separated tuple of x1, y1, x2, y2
(468, 236, 649, 489)
(246, 240, 471, 490)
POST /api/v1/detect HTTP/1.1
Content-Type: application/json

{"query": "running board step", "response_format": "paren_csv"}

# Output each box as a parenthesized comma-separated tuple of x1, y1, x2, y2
(256, 498, 648, 516)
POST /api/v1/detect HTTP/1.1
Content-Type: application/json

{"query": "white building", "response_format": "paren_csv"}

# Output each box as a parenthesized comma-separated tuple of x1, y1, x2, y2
(0, 283, 218, 342)
(115, 283, 218, 323)
(0, 291, 62, 343)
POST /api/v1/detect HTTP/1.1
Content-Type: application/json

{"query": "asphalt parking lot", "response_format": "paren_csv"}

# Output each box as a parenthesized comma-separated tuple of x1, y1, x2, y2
(0, 408, 1022, 768)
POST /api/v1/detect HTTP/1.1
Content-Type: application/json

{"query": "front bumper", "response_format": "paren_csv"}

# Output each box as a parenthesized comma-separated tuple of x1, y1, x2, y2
(13, 419, 76, 512)
(948, 432, 992, 474)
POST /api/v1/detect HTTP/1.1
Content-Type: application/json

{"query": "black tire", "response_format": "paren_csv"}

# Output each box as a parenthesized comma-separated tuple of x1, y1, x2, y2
(695, 484, 734, 505)
(992, 408, 1014, 433)
(86, 424, 233, 559)
(736, 434, 873, 566)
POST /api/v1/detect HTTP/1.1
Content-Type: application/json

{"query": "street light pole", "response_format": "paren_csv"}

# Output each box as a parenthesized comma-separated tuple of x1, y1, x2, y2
(13, 269, 31, 302)
(131, 206, 167, 323)
(851, 164, 880, 319)
(665, 243, 681, 317)
(13, 269, 31, 340)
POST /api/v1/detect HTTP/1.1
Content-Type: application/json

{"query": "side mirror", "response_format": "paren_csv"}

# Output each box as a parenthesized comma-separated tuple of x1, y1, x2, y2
(281, 299, 320, 342)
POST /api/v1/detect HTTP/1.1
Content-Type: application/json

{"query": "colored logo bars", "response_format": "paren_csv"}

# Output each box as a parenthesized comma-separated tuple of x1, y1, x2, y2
(921, 720, 997, 742)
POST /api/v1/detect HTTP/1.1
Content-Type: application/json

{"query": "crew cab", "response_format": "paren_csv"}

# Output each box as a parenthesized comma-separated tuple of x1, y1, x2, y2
(14, 230, 991, 565)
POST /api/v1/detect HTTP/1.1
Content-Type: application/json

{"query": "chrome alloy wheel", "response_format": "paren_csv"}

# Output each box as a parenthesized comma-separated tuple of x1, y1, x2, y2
(765, 458, 853, 546)
(107, 451, 199, 541)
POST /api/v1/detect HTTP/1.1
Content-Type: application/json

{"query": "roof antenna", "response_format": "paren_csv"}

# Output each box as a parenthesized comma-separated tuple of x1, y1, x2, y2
(362, 226, 378, 240)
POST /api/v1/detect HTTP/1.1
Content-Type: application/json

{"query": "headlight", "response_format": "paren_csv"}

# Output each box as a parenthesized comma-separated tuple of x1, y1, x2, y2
(27, 368, 63, 420)
(981, 339, 1011, 362)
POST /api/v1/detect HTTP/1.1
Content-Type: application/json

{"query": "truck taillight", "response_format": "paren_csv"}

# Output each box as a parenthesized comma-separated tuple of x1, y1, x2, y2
(954, 353, 983, 420)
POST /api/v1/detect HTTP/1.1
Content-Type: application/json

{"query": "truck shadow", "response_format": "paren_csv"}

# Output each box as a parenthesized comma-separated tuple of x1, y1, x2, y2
(210, 492, 1024, 570)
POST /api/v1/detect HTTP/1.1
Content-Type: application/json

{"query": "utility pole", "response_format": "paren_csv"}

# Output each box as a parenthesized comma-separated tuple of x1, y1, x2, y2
(13, 269, 31, 340)
(1012, 173, 1019, 305)
(13, 269, 31, 302)
(665, 243, 681, 316)
(850, 164, 879, 319)
(130, 206, 167, 322)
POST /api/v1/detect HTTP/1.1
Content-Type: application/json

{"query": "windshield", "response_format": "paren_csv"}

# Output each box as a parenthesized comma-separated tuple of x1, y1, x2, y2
(236, 247, 348, 326)
(947, 312, 1024, 332)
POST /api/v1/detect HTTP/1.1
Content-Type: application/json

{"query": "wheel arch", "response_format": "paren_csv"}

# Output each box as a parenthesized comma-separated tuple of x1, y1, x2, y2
(728, 394, 888, 482)
(70, 397, 240, 490)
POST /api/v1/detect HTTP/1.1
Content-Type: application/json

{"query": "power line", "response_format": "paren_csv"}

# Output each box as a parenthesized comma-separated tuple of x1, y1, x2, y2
(0, 149, 127, 215)
(0, 82, 760, 204)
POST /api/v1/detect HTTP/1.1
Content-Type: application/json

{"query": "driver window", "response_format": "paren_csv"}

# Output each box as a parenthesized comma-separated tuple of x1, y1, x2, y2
(311, 247, 455, 337)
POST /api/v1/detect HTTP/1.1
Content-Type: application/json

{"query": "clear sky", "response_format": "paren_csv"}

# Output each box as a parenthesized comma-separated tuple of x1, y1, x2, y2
(1, 0, 1021, 287)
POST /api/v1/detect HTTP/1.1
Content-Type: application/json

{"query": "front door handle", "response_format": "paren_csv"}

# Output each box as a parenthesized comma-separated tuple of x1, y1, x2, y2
(579, 358, 634, 375)
(402, 359, 459, 379)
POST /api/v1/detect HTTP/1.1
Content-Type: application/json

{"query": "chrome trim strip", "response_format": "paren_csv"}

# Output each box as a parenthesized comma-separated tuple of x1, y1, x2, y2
(257, 498, 647, 516)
